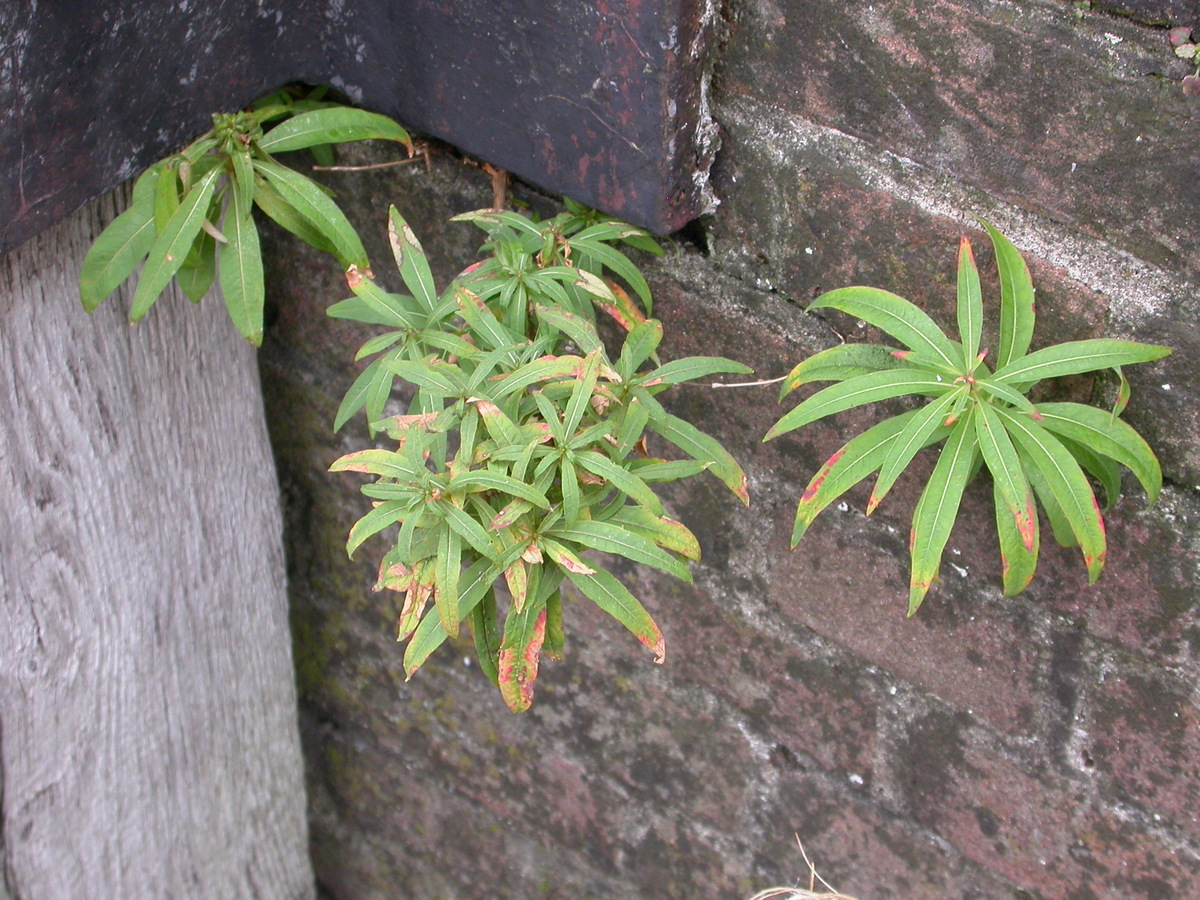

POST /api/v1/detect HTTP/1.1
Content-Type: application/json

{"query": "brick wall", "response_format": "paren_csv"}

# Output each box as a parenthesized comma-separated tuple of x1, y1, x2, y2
(258, 1, 1200, 897)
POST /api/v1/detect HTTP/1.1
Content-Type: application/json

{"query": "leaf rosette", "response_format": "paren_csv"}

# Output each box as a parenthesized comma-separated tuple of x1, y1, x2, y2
(79, 88, 412, 345)
(333, 205, 750, 711)
(766, 223, 1170, 614)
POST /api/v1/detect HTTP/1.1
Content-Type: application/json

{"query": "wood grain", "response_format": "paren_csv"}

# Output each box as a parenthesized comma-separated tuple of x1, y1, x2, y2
(0, 187, 314, 899)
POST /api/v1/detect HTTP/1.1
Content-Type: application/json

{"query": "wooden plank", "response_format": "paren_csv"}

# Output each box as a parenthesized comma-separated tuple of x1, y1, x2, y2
(0, 0, 719, 254)
(0, 187, 314, 899)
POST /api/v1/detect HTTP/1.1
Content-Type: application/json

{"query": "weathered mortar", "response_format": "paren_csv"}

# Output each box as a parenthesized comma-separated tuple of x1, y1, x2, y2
(258, 1, 1200, 897)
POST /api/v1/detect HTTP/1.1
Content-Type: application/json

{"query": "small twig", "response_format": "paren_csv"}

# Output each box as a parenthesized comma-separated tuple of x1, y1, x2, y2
(313, 142, 433, 173)
(482, 163, 509, 211)
(795, 835, 841, 896)
(745, 835, 860, 900)
(312, 157, 425, 172)
(710, 375, 788, 389)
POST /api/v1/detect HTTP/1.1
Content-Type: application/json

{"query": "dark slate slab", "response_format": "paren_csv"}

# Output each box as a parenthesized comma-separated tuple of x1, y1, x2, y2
(0, 0, 717, 255)
(1092, 0, 1200, 26)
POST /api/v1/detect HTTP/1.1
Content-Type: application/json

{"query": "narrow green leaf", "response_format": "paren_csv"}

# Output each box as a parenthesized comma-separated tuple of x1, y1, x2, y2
(435, 527, 461, 637)
(618, 319, 664, 377)
(457, 286, 522, 351)
(1059, 435, 1123, 511)
(908, 410, 979, 615)
(354, 331, 406, 361)
(403, 558, 498, 677)
(130, 167, 221, 321)
(154, 160, 181, 232)
(253, 157, 367, 267)
(780, 344, 903, 398)
(564, 568, 664, 663)
(451, 208, 544, 238)
(551, 520, 691, 582)
(645, 356, 753, 387)
(888, 348, 965, 380)
(792, 409, 933, 545)
(650, 411, 749, 504)
(573, 268, 619, 306)
(867, 389, 963, 514)
(532, 389, 568, 446)
(218, 186, 265, 344)
(176, 218, 218, 302)
(469, 591, 502, 686)
(334, 356, 392, 432)
(132, 163, 164, 205)
(993, 339, 1171, 389)
(452, 470, 551, 508)
(998, 409, 1106, 582)
(438, 501, 500, 560)
(974, 401, 1036, 551)
(497, 592, 548, 713)
(230, 149, 254, 212)
(349, 278, 422, 330)
(571, 237, 653, 304)
(79, 189, 157, 311)
(259, 107, 411, 154)
(994, 477, 1039, 596)
(534, 303, 604, 354)
(544, 589, 565, 661)
(492, 355, 586, 398)
(956, 236, 983, 367)
(809, 287, 960, 370)
(573, 450, 665, 515)
(253, 177, 338, 255)
(387, 205, 438, 310)
(468, 397, 520, 447)
(346, 499, 409, 557)
(383, 358, 465, 397)
(1035, 401, 1161, 504)
(973, 378, 1040, 415)
(766, 369, 950, 441)
(627, 458, 711, 482)
(604, 507, 701, 561)
(560, 456, 581, 525)
(1024, 452, 1078, 547)
(1111, 366, 1131, 420)
(329, 447, 419, 479)
(326, 295, 401, 326)
(613, 394, 651, 457)
(563, 352, 601, 437)
(979, 220, 1035, 370)
(538, 537, 597, 575)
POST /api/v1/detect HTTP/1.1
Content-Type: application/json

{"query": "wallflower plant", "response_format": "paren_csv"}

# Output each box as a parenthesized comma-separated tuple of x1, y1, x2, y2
(78, 92, 1175, 707)
(330, 203, 750, 711)
(765, 222, 1170, 614)
(79, 88, 411, 343)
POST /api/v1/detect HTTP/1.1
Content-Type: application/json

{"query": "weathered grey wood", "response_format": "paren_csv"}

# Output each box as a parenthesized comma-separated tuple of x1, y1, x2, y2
(0, 188, 314, 899)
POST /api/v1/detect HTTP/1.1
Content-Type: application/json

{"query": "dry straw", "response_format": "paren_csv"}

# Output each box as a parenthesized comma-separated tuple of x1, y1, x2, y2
(747, 836, 862, 900)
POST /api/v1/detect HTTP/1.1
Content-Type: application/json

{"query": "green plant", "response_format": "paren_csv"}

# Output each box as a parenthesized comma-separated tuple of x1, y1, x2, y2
(330, 203, 750, 711)
(764, 223, 1170, 614)
(1169, 26, 1200, 95)
(78, 88, 411, 343)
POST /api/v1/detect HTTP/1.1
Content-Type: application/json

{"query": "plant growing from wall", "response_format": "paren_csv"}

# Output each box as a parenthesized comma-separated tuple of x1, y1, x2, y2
(77, 94, 750, 712)
(330, 204, 750, 711)
(78, 88, 411, 343)
(1169, 26, 1200, 95)
(765, 223, 1170, 614)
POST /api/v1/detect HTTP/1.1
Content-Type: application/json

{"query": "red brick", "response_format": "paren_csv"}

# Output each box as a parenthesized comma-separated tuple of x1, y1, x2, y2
(887, 707, 1200, 897)
(719, 0, 1199, 279)
(770, 769, 1026, 899)
(1089, 666, 1200, 839)
(635, 569, 882, 780)
(764, 476, 1052, 737)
